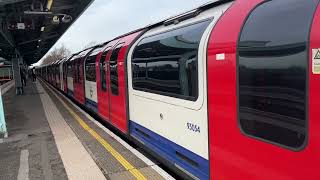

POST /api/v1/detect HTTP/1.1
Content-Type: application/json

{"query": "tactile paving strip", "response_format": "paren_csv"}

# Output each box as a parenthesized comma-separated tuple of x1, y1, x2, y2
(36, 82, 106, 180)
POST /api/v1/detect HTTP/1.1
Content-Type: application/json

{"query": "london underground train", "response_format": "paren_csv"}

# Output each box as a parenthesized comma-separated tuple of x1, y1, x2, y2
(37, 0, 320, 179)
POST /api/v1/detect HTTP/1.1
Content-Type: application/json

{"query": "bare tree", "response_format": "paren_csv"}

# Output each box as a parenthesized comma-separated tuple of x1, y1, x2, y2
(41, 44, 71, 65)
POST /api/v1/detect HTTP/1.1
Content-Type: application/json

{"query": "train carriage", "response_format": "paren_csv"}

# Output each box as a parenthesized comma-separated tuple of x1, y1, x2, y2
(39, 0, 320, 179)
(126, 2, 232, 179)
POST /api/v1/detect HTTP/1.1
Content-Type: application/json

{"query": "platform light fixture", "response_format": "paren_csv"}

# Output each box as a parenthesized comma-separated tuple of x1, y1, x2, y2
(41, 26, 45, 31)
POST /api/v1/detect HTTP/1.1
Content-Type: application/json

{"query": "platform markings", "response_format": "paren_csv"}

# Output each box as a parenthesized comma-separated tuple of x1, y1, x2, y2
(36, 82, 106, 180)
(45, 80, 175, 180)
(42, 81, 147, 180)
(40, 136, 54, 180)
(17, 149, 29, 180)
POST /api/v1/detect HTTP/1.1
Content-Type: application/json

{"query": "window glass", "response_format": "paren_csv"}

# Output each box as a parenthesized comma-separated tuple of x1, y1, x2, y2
(238, 0, 317, 148)
(132, 20, 210, 101)
(110, 44, 123, 95)
(67, 63, 72, 77)
(85, 55, 97, 82)
(100, 48, 110, 91)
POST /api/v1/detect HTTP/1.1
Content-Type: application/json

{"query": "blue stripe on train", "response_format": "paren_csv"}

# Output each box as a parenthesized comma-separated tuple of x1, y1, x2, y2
(129, 121, 209, 180)
(85, 98, 98, 112)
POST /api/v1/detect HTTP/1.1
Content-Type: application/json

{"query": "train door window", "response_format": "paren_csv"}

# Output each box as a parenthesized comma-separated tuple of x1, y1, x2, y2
(85, 55, 97, 82)
(67, 63, 72, 77)
(72, 62, 76, 82)
(237, 0, 317, 149)
(100, 48, 110, 91)
(132, 20, 210, 101)
(110, 44, 123, 95)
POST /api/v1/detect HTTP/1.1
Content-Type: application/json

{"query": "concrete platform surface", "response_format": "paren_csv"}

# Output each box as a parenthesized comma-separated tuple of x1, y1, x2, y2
(0, 79, 173, 180)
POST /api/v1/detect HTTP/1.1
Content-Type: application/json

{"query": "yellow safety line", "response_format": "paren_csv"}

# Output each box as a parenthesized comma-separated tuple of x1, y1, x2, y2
(43, 81, 147, 180)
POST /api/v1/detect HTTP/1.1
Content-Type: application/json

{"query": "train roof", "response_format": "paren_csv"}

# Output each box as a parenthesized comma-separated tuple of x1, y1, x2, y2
(97, 0, 231, 46)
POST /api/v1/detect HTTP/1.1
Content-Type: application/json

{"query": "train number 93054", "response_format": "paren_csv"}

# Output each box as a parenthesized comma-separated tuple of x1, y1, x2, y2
(187, 122, 200, 133)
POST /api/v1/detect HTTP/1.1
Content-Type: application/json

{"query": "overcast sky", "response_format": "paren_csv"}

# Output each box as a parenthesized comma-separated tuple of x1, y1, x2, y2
(36, 0, 211, 65)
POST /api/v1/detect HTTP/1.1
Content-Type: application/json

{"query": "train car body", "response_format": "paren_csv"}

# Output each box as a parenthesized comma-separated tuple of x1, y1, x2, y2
(127, 2, 232, 179)
(39, 0, 320, 179)
(207, 0, 320, 179)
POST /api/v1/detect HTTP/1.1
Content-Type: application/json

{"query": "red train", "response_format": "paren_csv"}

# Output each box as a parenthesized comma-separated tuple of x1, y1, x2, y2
(38, 0, 320, 179)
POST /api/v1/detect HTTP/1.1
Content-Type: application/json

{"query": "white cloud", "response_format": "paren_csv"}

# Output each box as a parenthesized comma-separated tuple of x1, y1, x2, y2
(37, 0, 211, 65)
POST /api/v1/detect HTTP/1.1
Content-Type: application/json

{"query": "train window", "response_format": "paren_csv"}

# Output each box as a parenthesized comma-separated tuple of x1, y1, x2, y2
(67, 63, 72, 77)
(85, 55, 97, 82)
(100, 48, 110, 91)
(132, 20, 210, 101)
(238, 0, 317, 149)
(110, 44, 123, 95)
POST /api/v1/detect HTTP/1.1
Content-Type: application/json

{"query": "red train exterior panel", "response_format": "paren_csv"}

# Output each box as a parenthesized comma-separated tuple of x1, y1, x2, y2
(108, 31, 143, 134)
(63, 63, 68, 93)
(97, 41, 119, 122)
(207, 0, 320, 179)
(308, 3, 320, 179)
(39, 1, 320, 179)
(73, 59, 85, 105)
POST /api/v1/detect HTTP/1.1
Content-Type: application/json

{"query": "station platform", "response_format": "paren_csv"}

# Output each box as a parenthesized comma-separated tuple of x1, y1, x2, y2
(0, 79, 174, 180)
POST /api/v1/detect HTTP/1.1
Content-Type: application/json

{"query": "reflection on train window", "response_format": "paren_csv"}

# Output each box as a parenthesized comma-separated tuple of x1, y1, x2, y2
(110, 44, 123, 95)
(132, 20, 210, 101)
(100, 49, 109, 91)
(85, 55, 97, 82)
(238, 0, 317, 149)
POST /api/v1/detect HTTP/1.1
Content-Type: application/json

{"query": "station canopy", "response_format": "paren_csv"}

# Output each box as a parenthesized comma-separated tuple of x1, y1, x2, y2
(0, 0, 93, 65)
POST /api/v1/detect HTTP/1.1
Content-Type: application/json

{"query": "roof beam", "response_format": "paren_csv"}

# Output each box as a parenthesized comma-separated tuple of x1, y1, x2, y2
(0, 28, 14, 47)
(0, 0, 27, 6)
(0, 18, 21, 57)
(18, 33, 60, 45)
(51, 4, 75, 11)
(21, 49, 38, 55)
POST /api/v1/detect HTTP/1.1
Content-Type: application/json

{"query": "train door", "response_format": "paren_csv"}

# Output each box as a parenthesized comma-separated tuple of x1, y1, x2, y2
(56, 65, 60, 87)
(97, 45, 113, 121)
(108, 43, 125, 132)
(67, 61, 74, 96)
(52, 65, 55, 85)
(207, 0, 320, 179)
(63, 62, 68, 93)
(74, 49, 93, 105)
(108, 32, 143, 134)
(84, 47, 103, 112)
(59, 61, 64, 91)
(74, 59, 85, 104)
(47, 67, 49, 82)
